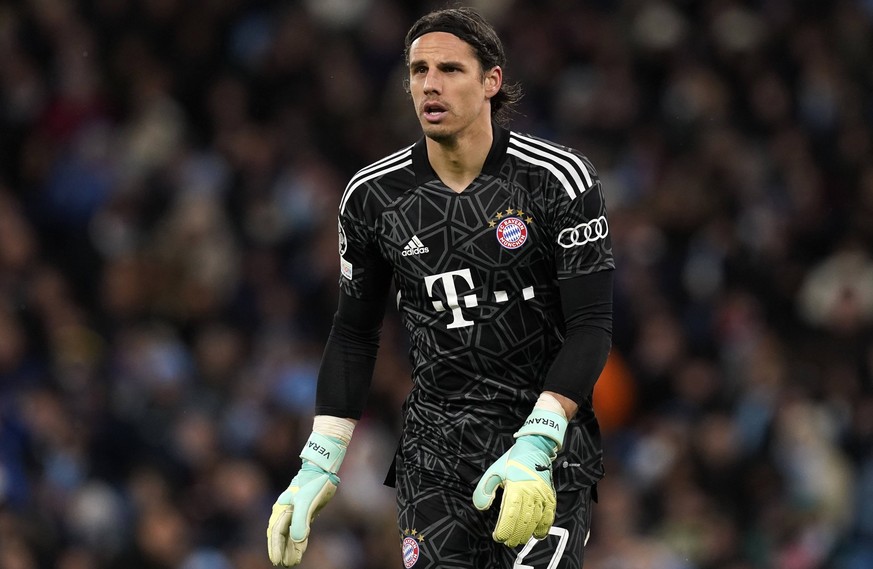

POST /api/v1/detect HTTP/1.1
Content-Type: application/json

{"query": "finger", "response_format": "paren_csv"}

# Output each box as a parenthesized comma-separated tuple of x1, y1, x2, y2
(492, 484, 525, 544)
(490, 491, 511, 543)
(501, 483, 551, 547)
(525, 495, 544, 538)
(472, 469, 504, 510)
(533, 493, 556, 539)
(283, 537, 307, 567)
(267, 505, 292, 565)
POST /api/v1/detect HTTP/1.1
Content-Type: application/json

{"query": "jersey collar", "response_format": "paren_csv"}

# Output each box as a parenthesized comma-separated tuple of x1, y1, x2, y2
(412, 124, 510, 185)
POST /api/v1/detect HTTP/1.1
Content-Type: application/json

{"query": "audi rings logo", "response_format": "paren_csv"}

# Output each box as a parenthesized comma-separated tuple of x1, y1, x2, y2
(557, 216, 609, 248)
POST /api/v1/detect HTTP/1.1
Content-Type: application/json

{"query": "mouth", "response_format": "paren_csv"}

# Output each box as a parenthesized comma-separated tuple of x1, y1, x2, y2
(422, 101, 448, 122)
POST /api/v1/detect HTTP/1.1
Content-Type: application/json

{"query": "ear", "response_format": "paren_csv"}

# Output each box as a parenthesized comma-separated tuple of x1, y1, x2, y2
(484, 66, 502, 99)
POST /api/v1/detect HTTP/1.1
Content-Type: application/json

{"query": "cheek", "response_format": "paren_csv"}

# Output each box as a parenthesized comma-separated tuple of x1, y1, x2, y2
(408, 79, 426, 100)
(409, 90, 424, 109)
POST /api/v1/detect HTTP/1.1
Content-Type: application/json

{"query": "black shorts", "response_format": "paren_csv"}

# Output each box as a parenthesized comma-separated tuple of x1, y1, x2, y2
(395, 461, 594, 569)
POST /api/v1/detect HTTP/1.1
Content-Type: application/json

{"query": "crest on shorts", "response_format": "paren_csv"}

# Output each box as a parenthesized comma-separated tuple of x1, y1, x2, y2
(401, 529, 424, 568)
(491, 208, 533, 250)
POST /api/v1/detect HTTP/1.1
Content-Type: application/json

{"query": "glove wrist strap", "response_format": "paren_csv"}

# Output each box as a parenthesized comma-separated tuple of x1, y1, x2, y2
(514, 408, 568, 451)
(300, 431, 347, 474)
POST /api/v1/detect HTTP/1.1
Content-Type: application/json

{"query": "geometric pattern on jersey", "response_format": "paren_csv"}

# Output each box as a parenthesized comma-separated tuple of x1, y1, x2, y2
(338, 125, 613, 489)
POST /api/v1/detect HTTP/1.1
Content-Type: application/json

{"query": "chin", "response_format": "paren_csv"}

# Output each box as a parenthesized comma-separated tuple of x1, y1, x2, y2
(421, 123, 453, 142)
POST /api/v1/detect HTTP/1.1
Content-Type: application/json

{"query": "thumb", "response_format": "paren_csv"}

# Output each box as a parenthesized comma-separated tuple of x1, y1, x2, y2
(472, 466, 505, 511)
(267, 504, 292, 565)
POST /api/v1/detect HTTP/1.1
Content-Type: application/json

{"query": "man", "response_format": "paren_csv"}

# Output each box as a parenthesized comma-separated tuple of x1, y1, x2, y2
(267, 7, 613, 568)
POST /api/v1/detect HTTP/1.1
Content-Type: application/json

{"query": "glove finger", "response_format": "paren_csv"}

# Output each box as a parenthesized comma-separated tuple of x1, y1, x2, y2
(283, 536, 307, 567)
(472, 468, 505, 510)
(533, 492, 556, 540)
(525, 494, 544, 536)
(493, 484, 525, 545)
(267, 505, 292, 565)
(289, 480, 336, 541)
(491, 492, 511, 543)
(500, 484, 549, 548)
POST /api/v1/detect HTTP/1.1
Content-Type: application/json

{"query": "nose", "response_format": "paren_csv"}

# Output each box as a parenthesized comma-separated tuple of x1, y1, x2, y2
(422, 69, 440, 94)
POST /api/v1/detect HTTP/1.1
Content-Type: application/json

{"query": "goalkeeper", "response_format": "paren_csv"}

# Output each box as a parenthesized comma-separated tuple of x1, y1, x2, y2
(268, 6, 613, 569)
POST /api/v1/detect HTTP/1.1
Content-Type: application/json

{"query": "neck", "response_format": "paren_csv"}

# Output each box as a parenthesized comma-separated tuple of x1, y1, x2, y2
(425, 121, 493, 193)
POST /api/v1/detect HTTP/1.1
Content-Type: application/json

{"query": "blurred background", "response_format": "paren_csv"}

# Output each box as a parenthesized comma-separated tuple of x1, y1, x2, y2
(1, 0, 872, 568)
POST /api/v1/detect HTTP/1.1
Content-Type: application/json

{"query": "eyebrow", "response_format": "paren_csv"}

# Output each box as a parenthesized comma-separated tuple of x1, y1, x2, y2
(408, 59, 468, 70)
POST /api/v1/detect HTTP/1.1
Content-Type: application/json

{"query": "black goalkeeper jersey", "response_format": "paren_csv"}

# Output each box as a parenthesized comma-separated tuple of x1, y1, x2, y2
(338, 125, 613, 490)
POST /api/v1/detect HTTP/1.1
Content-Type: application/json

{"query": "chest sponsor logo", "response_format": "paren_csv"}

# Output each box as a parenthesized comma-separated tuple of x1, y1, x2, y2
(424, 269, 476, 328)
(496, 217, 528, 250)
(423, 268, 539, 328)
(557, 216, 608, 248)
(402, 235, 429, 257)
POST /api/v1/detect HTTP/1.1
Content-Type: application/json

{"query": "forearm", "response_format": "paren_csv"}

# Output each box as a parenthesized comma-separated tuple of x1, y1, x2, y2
(315, 292, 386, 419)
(541, 270, 613, 407)
(314, 321, 378, 418)
(541, 328, 611, 405)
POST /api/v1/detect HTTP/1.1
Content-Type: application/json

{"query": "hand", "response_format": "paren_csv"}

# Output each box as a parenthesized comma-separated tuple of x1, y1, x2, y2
(267, 433, 346, 566)
(472, 406, 567, 548)
(472, 434, 559, 547)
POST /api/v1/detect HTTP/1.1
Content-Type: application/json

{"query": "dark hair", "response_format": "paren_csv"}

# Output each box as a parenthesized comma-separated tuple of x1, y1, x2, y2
(403, 7, 522, 125)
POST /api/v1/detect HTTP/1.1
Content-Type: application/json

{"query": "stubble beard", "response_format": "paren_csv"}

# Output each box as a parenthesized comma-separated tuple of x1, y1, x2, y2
(424, 128, 453, 144)
(420, 121, 456, 145)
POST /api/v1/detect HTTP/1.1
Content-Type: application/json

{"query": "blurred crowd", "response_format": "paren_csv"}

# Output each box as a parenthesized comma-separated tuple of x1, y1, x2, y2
(1, 0, 872, 568)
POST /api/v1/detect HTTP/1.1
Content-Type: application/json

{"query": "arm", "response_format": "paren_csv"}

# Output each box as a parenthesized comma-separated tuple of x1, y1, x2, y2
(315, 290, 389, 419)
(541, 391, 577, 421)
(542, 268, 614, 418)
(268, 288, 389, 567)
(472, 269, 613, 547)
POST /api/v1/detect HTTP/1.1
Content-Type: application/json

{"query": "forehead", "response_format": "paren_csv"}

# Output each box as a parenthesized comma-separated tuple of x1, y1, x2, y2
(408, 31, 477, 63)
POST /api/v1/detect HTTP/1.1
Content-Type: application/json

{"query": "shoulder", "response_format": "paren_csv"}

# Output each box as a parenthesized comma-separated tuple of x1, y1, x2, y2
(339, 144, 416, 216)
(506, 131, 598, 201)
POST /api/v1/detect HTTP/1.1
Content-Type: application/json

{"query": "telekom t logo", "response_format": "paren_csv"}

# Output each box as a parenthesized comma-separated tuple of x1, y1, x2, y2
(424, 269, 478, 329)
(423, 268, 536, 329)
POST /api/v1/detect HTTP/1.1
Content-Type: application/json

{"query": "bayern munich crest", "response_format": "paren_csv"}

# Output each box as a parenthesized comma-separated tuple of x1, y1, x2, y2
(496, 216, 528, 249)
(401, 529, 424, 568)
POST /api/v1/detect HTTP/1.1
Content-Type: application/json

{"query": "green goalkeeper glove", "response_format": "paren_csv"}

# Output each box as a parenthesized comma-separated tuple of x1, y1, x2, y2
(472, 408, 567, 547)
(267, 431, 347, 566)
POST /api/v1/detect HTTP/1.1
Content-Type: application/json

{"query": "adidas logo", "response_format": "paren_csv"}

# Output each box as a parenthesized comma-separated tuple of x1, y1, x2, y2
(401, 235, 429, 257)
